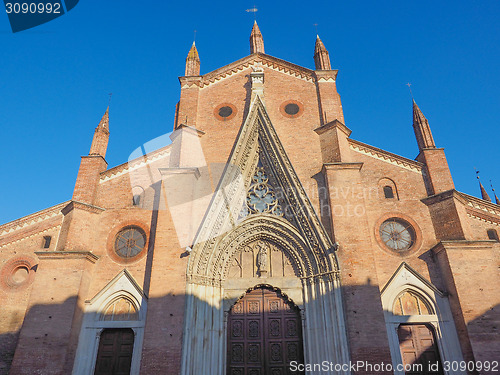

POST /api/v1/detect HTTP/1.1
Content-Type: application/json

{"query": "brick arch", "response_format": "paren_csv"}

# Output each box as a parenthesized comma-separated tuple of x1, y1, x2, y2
(378, 177, 399, 200)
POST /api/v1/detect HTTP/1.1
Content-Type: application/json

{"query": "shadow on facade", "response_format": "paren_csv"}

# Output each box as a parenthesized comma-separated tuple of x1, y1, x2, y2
(2, 281, 496, 374)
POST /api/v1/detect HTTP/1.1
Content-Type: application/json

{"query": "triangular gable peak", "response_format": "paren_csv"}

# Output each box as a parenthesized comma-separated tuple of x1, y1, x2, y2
(87, 269, 147, 307)
(180, 53, 336, 89)
(381, 262, 445, 303)
(187, 96, 337, 283)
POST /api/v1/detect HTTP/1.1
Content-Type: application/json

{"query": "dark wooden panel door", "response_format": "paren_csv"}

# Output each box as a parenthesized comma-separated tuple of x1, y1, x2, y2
(94, 328, 135, 375)
(227, 287, 304, 375)
(398, 324, 443, 375)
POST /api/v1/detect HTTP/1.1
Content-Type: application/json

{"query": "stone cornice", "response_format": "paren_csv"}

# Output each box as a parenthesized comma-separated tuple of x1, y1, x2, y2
(62, 201, 105, 215)
(81, 154, 108, 166)
(314, 119, 352, 137)
(421, 190, 500, 223)
(170, 124, 205, 139)
(420, 189, 466, 206)
(158, 167, 201, 179)
(322, 162, 363, 173)
(349, 139, 424, 173)
(178, 75, 202, 86)
(431, 240, 497, 255)
(35, 251, 100, 263)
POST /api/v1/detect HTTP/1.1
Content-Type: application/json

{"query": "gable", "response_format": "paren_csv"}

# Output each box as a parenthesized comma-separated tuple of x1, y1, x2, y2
(187, 95, 338, 282)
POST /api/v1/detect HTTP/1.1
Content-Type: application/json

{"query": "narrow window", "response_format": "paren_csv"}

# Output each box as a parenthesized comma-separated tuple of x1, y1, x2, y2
(132, 194, 141, 206)
(42, 236, 51, 249)
(487, 229, 499, 241)
(383, 186, 394, 199)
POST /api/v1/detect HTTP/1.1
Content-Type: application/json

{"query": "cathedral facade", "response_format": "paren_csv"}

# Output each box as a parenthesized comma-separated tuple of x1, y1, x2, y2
(1, 23, 499, 375)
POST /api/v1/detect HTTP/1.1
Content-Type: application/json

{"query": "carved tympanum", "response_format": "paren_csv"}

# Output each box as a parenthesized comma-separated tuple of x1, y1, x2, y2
(227, 239, 297, 279)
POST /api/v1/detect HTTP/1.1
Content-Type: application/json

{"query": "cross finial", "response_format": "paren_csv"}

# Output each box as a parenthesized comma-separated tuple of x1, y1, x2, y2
(108, 93, 113, 107)
(406, 83, 413, 100)
(313, 23, 318, 35)
(193, 29, 197, 42)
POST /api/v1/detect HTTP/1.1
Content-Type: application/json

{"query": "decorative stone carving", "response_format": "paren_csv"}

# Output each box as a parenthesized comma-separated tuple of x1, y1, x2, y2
(244, 167, 283, 217)
(226, 239, 299, 279)
(255, 240, 269, 275)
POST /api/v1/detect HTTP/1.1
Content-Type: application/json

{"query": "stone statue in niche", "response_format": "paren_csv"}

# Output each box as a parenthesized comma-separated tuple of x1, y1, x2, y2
(255, 240, 269, 276)
(226, 240, 298, 279)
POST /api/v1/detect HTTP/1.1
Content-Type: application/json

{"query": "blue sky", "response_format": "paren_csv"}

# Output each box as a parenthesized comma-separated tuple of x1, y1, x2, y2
(1, 0, 499, 224)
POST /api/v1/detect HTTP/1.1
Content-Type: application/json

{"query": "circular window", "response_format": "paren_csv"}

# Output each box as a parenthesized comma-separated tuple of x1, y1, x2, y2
(214, 103, 237, 121)
(379, 218, 416, 252)
(11, 266, 29, 285)
(0, 257, 36, 292)
(280, 100, 303, 118)
(114, 226, 147, 259)
(284, 103, 300, 115)
(218, 106, 233, 118)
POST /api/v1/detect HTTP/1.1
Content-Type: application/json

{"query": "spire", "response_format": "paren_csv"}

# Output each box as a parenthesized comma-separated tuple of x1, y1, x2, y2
(476, 171, 491, 202)
(491, 181, 500, 205)
(250, 21, 265, 54)
(185, 41, 200, 76)
(89, 107, 110, 158)
(412, 100, 436, 151)
(314, 35, 331, 70)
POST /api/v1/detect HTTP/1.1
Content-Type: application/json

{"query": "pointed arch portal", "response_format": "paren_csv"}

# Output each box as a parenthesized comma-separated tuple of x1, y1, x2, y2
(180, 96, 350, 374)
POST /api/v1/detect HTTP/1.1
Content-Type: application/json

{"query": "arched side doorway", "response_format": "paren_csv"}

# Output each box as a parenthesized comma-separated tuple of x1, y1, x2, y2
(94, 328, 135, 375)
(397, 323, 443, 375)
(381, 263, 465, 375)
(72, 271, 147, 375)
(227, 286, 304, 375)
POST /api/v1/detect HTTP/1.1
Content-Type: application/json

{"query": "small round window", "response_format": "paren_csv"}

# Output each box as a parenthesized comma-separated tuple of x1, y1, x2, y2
(214, 103, 237, 121)
(114, 226, 147, 258)
(218, 106, 233, 118)
(284, 103, 300, 115)
(280, 100, 303, 118)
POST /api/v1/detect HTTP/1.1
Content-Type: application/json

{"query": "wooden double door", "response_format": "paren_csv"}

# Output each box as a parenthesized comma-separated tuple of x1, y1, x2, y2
(94, 328, 134, 375)
(398, 324, 444, 375)
(227, 287, 304, 375)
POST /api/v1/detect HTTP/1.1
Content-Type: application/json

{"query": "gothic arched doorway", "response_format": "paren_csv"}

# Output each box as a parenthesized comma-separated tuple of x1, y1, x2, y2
(226, 286, 304, 375)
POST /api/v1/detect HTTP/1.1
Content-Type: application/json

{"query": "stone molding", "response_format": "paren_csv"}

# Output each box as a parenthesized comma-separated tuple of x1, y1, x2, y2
(314, 119, 352, 137)
(62, 201, 105, 215)
(34, 250, 100, 264)
(431, 240, 497, 255)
